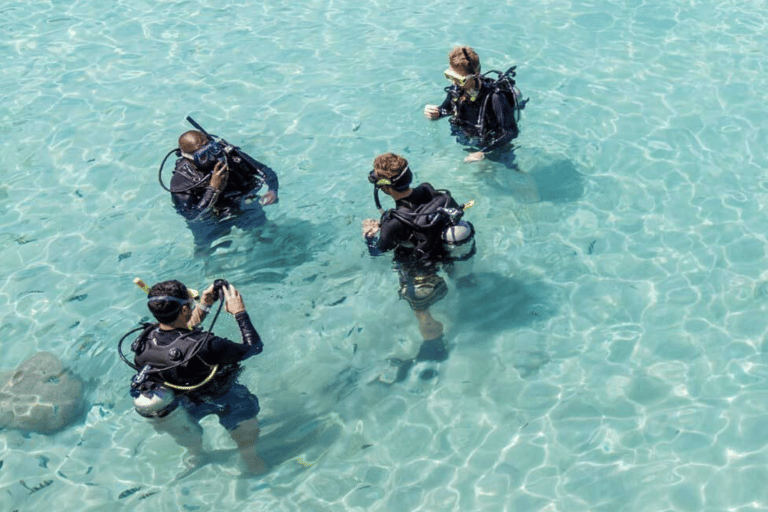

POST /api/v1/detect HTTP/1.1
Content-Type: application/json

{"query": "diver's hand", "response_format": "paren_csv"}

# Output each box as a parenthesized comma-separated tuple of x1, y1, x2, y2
(260, 190, 277, 206)
(210, 161, 229, 191)
(362, 219, 380, 240)
(199, 284, 217, 307)
(464, 151, 485, 163)
(188, 283, 217, 328)
(222, 284, 246, 315)
(423, 104, 441, 120)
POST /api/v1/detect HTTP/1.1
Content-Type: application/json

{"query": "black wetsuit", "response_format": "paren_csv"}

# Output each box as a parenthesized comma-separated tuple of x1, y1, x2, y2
(170, 150, 279, 249)
(438, 80, 519, 153)
(369, 183, 458, 267)
(133, 312, 262, 401)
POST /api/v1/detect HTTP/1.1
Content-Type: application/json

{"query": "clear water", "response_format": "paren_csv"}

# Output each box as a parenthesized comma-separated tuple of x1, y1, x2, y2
(2, 0, 768, 510)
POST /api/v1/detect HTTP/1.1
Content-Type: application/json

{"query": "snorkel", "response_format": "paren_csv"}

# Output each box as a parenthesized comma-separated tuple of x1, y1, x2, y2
(461, 48, 481, 101)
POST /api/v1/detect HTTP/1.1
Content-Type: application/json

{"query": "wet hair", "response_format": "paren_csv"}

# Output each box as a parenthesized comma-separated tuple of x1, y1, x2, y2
(147, 280, 189, 324)
(448, 46, 481, 76)
(178, 130, 208, 154)
(373, 153, 409, 180)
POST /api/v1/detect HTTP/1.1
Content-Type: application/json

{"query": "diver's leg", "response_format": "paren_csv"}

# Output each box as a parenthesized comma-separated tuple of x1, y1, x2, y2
(414, 308, 444, 341)
(379, 267, 449, 383)
(413, 308, 448, 364)
(228, 418, 266, 474)
(406, 270, 447, 341)
(216, 384, 265, 474)
(150, 408, 206, 464)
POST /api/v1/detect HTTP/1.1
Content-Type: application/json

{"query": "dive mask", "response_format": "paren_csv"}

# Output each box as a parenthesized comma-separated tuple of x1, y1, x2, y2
(147, 295, 194, 317)
(147, 295, 194, 307)
(444, 68, 476, 87)
(182, 140, 226, 168)
(368, 166, 412, 191)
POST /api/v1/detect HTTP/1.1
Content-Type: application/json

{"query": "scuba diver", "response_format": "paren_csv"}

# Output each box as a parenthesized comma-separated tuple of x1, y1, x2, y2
(118, 279, 265, 474)
(158, 117, 280, 253)
(423, 46, 527, 163)
(361, 153, 476, 382)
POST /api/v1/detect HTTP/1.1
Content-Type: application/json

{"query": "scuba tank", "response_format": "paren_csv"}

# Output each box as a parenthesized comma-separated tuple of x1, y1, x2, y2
(442, 220, 475, 261)
(133, 384, 176, 418)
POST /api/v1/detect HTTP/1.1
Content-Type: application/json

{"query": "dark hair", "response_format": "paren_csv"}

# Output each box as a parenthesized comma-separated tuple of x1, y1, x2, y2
(147, 280, 189, 324)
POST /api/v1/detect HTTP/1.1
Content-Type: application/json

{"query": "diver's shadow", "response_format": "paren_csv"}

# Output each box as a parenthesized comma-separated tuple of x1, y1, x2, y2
(482, 158, 585, 204)
(532, 159, 584, 203)
(451, 271, 561, 378)
(202, 217, 333, 284)
(453, 271, 560, 334)
(256, 412, 342, 468)
(483, 146, 518, 169)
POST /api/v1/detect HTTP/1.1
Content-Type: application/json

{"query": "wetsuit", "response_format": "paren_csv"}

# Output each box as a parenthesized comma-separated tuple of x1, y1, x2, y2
(368, 183, 458, 310)
(133, 312, 263, 429)
(437, 79, 519, 153)
(372, 183, 457, 263)
(170, 150, 279, 250)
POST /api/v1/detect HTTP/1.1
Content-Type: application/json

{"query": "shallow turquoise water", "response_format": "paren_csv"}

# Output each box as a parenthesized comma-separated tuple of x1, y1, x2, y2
(2, 0, 768, 510)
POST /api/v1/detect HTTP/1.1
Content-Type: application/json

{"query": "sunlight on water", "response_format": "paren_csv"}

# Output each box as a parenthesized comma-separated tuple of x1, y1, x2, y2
(2, 0, 768, 510)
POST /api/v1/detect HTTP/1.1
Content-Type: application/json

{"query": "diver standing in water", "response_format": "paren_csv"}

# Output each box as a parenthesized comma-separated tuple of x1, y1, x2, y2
(159, 117, 280, 253)
(119, 279, 265, 474)
(424, 46, 526, 163)
(362, 153, 476, 382)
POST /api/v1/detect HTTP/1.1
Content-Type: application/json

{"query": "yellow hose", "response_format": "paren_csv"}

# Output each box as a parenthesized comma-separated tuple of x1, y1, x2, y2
(163, 365, 219, 391)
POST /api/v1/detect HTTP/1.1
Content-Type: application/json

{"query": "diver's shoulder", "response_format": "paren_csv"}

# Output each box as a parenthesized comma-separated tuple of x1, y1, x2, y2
(414, 182, 439, 195)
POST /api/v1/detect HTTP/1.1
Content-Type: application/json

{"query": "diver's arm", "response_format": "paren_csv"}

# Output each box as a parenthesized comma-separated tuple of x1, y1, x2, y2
(237, 151, 279, 194)
(363, 217, 406, 256)
(170, 163, 222, 219)
(171, 186, 219, 221)
(362, 219, 383, 256)
(187, 162, 227, 215)
(206, 285, 263, 362)
(223, 285, 262, 354)
(187, 284, 217, 328)
(478, 93, 519, 153)
(204, 312, 261, 361)
(205, 331, 260, 363)
(257, 164, 279, 194)
(426, 91, 457, 119)
(234, 312, 262, 353)
(376, 217, 407, 253)
(366, 239, 383, 256)
(437, 90, 456, 118)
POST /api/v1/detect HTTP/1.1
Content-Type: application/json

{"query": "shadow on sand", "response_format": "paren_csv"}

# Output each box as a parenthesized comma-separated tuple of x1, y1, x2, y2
(481, 157, 585, 205)
(452, 271, 561, 335)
